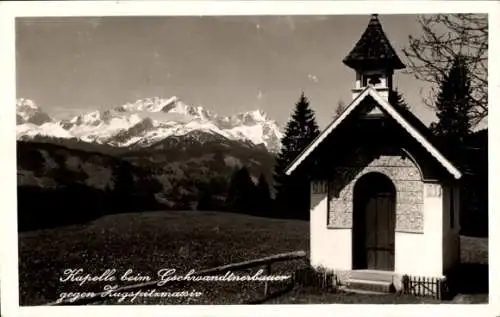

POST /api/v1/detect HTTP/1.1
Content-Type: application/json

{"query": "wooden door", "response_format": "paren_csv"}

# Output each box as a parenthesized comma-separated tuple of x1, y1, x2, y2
(365, 192, 395, 270)
(353, 173, 395, 271)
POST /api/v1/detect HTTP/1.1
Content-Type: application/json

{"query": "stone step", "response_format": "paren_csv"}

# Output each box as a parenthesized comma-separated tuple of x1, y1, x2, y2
(346, 279, 395, 293)
(339, 285, 387, 295)
(349, 270, 396, 283)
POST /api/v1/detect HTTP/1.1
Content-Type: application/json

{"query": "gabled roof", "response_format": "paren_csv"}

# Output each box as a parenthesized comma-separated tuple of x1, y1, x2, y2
(284, 86, 462, 179)
(343, 14, 405, 70)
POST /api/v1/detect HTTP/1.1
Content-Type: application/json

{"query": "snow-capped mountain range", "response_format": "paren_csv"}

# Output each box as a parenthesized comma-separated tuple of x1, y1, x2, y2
(16, 97, 283, 152)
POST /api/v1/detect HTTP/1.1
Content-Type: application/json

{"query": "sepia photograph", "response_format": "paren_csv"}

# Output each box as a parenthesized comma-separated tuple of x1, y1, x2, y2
(1, 1, 495, 315)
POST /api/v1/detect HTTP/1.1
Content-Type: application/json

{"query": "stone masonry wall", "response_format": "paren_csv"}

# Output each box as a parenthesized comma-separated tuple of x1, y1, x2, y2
(328, 154, 424, 233)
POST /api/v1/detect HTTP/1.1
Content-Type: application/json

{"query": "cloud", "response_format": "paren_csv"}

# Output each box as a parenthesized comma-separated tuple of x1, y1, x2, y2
(257, 90, 263, 100)
(307, 74, 319, 83)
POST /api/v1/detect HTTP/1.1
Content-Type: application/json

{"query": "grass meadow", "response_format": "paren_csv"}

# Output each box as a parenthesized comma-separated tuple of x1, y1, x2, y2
(18, 210, 488, 305)
(18, 210, 309, 305)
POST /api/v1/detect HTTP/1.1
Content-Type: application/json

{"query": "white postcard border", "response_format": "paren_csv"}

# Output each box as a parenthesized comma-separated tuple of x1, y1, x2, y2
(1, 1, 498, 317)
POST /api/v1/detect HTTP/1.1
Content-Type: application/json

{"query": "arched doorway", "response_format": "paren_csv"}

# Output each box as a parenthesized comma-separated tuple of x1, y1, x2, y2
(352, 172, 396, 271)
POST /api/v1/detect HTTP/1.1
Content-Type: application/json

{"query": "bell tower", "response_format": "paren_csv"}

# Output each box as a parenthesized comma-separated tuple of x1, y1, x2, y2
(343, 14, 405, 101)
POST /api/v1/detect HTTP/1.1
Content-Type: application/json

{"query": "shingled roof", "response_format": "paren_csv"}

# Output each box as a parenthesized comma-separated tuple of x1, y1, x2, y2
(343, 14, 405, 70)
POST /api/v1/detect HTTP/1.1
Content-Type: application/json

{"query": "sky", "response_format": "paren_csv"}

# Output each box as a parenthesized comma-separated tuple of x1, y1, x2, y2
(16, 14, 438, 130)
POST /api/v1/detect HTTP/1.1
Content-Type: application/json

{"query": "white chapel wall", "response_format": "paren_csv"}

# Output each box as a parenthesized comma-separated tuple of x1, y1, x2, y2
(396, 182, 444, 277)
(310, 181, 351, 270)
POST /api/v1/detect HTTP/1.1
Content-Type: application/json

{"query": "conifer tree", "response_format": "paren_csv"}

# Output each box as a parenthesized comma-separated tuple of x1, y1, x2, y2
(334, 100, 346, 119)
(430, 54, 479, 236)
(430, 54, 473, 146)
(113, 161, 136, 211)
(226, 167, 257, 214)
(389, 88, 410, 111)
(273, 93, 320, 219)
(256, 174, 272, 216)
(197, 191, 214, 211)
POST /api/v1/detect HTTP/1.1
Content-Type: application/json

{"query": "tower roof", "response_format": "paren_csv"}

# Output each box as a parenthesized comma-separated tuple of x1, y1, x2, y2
(343, 14, 405, 70)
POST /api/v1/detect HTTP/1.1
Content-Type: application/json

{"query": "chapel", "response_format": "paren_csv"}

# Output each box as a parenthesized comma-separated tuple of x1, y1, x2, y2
(285, 14, 462, 292)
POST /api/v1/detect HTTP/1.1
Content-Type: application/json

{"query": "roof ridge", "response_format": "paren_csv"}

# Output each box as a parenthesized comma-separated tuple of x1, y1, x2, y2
(285, 87, 462, 179)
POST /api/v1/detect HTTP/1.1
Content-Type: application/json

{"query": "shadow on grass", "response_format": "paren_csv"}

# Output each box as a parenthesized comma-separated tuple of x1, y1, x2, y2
(246, 283, 295, 304)
(450, 263, 488, 295)
(17, 185, 165, 232)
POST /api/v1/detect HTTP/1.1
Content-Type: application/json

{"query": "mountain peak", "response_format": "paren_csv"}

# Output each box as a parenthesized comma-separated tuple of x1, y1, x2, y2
(16, 98, 38, 110)
(119, 96, 179, 113)
(246, 109, 268, 121)
(16, 98, 53, 125)
(16, 96, 283, 152)
(231, 109, 270, 126)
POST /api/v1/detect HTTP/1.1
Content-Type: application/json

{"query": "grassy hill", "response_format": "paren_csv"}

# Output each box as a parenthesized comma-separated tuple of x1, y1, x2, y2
(18, 210, 309, 305)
